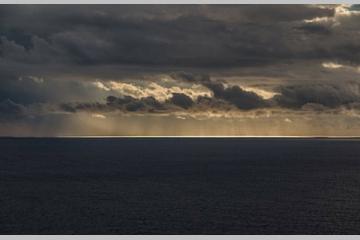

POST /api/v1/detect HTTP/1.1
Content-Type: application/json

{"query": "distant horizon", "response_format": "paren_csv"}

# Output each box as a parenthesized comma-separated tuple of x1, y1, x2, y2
(3, 135, 360, 139)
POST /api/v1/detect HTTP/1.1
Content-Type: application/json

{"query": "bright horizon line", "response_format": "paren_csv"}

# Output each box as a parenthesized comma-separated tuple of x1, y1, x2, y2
(3, 135, 360, 139)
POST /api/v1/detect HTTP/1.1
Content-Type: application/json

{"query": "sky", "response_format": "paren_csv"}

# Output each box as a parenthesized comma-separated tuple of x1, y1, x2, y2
(1, 4, 360, 136)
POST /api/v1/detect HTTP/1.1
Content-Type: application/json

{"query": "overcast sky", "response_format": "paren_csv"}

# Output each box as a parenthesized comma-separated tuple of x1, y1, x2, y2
(1, 4, 360, 136)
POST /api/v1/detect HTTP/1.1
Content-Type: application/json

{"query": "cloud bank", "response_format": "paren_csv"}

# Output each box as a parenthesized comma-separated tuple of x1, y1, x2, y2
(1, 4, 360, 136)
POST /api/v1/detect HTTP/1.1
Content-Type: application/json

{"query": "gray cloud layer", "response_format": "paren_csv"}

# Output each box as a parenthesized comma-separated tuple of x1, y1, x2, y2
(1, 4, 360, 132)
(0, 4, 347, 71)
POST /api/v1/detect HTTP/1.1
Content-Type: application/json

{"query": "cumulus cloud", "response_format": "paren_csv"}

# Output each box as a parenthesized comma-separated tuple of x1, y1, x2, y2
(322, 62, 344, 69)
(92, 80, 212, 102)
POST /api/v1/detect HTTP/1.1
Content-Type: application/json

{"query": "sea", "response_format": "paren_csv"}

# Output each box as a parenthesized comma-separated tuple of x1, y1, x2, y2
(1, 137, 360, 234)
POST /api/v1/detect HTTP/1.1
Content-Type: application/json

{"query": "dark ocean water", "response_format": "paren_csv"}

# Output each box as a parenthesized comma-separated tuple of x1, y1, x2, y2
(1, 137, 360, 234)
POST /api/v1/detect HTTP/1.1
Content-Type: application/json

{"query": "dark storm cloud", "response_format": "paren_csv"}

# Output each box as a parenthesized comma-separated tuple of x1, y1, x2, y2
(204, 82, 269, 110)
(59, 94, 167, 113)
(169, 71, 270, 110)
(274, 83, 360, 109)
(0, 4, 344, 69)
(295, 24, 332, 35)
(59, 102, 107, 113)
(170, 72, 211, 83)
(117, 96, 164, 112)
(168, 93, 194, 109)
(107, 95, 165, 112)
(0, 5, 335, 33)
(141, 96, 165, 110)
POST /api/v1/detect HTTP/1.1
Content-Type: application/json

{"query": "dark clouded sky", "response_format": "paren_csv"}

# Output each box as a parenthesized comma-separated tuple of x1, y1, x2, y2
(1, 4, 360, 136)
